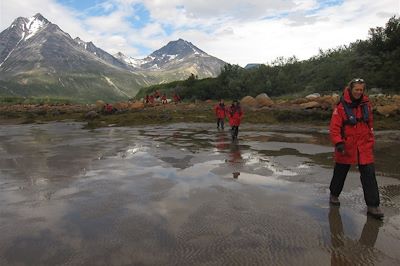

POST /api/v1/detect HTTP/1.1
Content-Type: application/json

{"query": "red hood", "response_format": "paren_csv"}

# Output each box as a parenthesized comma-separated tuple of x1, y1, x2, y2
(343, 87, 369, 104)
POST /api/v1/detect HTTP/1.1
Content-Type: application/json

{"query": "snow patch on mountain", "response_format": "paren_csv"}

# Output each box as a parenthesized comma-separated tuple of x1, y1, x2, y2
(74, 37, 87, 49)
(167, 54, 178, 60)
(24, 14, 48, 40)
(103, 75, 131, 97)
(25, 16, 45, 40)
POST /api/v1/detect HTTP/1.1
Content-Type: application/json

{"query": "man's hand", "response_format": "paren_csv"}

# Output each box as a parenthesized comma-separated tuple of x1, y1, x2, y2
(335, 142, 345, 154)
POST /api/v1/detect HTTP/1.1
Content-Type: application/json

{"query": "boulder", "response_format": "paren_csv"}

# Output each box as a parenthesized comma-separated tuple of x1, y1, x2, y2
(129, 102, 145, 110)
(393, 95, 400, 103)
(305, 93, 321, 99)
(240, 96, 258, 108)
(276, 99, 288, 105)
(376, 105, 399, 117)
(85, 111, 99, 119)
(290, 98, 309, 104)
(95, 100, 105, 110)
(255, 93, 274, 107)
(317, 95, 339, 108)
(114, 102, 129, 110)
(300, 101, 321, 109)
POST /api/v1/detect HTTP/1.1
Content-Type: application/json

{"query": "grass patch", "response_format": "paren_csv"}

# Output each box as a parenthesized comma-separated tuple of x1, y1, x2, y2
(0, 96, 74, 105)
(1, 102, 399, 130)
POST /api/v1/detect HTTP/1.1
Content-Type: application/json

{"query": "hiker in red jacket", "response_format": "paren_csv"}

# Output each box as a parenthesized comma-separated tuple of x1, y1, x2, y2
(228, 100, 243, 141)
(161, 93, 167, 104)
(173, 93, 181, 104)
(329, 78, 383, 219)
(149, 95, 155, 105)
(214, 99, 227, 129)
(104, 103, 115, 114)
(154, 90, 161, 99)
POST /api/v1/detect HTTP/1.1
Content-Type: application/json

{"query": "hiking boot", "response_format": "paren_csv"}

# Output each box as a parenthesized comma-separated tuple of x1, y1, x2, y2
(367, 206, 384, 220)
(329, 194, 340, 206)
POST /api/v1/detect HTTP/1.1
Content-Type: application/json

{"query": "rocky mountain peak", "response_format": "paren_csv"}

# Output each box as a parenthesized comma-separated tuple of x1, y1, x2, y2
(150, 39, 207, 58)
(32, 13, 49, 23)
(0, 14, 226, 101)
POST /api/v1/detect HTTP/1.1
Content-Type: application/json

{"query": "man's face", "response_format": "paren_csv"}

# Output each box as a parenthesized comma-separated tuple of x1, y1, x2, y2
(351, 83, 365, 100)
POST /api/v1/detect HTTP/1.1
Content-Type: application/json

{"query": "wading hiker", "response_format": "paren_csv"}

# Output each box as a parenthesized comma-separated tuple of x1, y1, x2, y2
(228, 100, 243, 141)
(329, 78, 384, 219)
(214, 99, 227, 129)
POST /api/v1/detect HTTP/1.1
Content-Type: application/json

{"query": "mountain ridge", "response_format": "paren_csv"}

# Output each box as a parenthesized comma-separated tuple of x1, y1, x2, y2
(0, 13, 227, 102)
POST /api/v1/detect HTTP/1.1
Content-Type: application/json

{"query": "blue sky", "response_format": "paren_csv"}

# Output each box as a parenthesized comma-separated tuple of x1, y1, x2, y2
(1, 0, 398, 66)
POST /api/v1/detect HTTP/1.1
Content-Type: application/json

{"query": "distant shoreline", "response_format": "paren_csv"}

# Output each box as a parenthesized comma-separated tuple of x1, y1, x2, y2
(1, 101, 399, 130)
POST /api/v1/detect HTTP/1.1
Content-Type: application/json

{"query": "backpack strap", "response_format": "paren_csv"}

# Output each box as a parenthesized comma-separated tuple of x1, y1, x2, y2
(340, 97, 357, 125)
(339, 97, 370, 138)
(360, 103, 369, 123)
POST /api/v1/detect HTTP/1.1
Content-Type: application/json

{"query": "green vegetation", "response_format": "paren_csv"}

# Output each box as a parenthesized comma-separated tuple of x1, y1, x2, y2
(1, 100, 399, 130)
(0, 71, 143, 103)
(0, 96, 73, 105)
(137, 16, 400, 100)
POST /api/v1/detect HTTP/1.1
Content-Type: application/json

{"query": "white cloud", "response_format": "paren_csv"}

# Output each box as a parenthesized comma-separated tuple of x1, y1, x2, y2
(0, 0, 398, 66)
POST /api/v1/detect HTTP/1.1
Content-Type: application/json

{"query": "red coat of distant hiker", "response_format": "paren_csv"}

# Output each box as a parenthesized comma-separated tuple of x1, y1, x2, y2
(228, 106, 243, 126)
(214, 104, 226, 119)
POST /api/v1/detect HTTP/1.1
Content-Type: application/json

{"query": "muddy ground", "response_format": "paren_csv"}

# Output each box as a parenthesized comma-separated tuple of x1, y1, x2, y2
(0, 122, 399, 265)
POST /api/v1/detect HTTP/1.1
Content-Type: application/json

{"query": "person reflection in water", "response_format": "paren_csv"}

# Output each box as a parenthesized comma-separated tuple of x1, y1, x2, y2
(215, 130, 228, 152)
(227, 142, 243, 179)
(329, 206, 383, 265)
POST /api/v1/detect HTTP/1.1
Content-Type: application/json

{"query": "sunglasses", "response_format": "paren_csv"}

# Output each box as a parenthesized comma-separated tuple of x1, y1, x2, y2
(351, 78, 365, 83)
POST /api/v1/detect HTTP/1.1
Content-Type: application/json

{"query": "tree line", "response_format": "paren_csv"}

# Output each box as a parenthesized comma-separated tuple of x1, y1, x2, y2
(137, 16, 400, 100)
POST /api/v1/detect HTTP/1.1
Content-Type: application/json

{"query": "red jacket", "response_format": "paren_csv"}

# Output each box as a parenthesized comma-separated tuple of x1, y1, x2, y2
(329, 88, 374, 164)
(228, 105, 243, 126)
(214, 103, 226, 119)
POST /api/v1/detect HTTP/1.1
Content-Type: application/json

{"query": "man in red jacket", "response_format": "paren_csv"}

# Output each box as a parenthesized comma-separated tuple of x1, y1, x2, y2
(214, 99, 227, 129)
(329, 78, 383, 219)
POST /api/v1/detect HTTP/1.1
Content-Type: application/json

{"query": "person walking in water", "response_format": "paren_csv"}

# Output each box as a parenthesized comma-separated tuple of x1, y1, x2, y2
(214, 99, 227, 130)
(228, 100, 243, 141)
(329, 78, 383, 219)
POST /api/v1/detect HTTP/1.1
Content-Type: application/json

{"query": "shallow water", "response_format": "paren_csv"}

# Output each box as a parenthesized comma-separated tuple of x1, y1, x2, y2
(0, 122, 400, 265)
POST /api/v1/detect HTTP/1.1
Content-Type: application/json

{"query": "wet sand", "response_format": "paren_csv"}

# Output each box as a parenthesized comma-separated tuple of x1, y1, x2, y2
(0, 122, 399, 265)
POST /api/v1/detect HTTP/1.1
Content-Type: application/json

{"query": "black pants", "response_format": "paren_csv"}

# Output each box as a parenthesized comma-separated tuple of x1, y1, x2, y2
(231, 126, 239, 140)
(329, 163, 380, 207)
(217, 118, 224, 129)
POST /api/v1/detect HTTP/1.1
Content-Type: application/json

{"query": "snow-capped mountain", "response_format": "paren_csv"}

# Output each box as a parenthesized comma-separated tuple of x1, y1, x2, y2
(0, 13, 49, 66)
(0, 13, 227, 101)
(74, 37, 129, 70)
(114, 39, 226, 78)
(0, 13, 149, 101)
(113, 51, 151, 69)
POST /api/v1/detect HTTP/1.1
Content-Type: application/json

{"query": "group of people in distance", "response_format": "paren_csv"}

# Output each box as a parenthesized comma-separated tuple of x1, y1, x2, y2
(214, 99, 243, 141)
(145, 90, 181, 105)
(214, 78, 384, 220)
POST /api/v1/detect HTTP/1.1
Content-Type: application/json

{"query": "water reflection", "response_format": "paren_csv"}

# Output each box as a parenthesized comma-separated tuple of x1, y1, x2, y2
(1, 123, 400, 265)
(215, 131, 228, 151)
(329, 206, 383, 265)
(228, 143, 243, 179)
